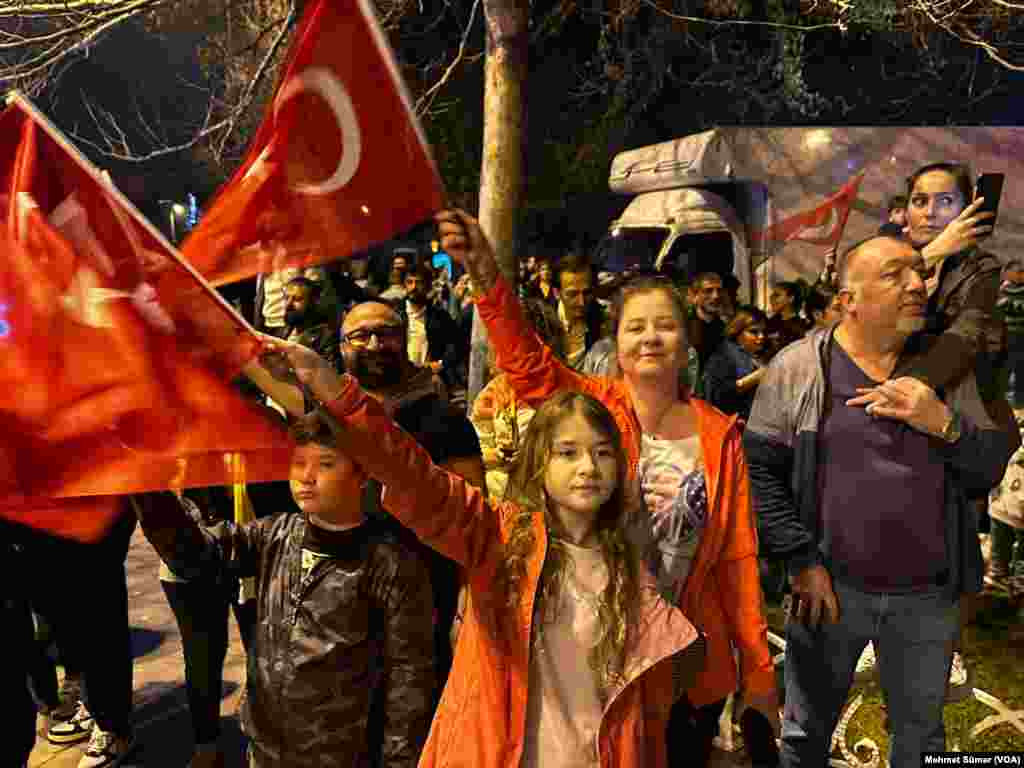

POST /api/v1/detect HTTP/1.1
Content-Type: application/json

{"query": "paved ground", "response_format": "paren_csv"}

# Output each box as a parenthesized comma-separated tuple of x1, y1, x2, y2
(26, 527, 751, 768)
(28, 528, 249, 768)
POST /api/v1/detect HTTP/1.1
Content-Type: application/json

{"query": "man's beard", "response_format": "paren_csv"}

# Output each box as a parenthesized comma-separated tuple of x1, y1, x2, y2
(699, 304, 721, 321)
(285, 308, 308, 328)
(896, 316, 927, 334)
(349, 348, 405, 390)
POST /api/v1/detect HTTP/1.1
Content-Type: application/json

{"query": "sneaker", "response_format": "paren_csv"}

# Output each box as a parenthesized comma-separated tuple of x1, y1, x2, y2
(945, 651, 972, 703)
(48, 674, 84, 724)
(77, 726, 135, 768)
(854, 642, 877, 683)
(48, 701, 94, 745)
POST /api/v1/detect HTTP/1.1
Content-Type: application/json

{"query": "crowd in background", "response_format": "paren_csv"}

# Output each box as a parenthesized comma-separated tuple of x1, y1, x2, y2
(7, 161, 1024, 768)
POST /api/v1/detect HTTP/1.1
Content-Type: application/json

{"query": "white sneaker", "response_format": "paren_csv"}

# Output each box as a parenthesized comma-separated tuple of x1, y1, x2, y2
(47, 700, 94, 745)
(853, 642, 877, 682)
(945, 651, 973, 704)
(77, 725, 135, 768)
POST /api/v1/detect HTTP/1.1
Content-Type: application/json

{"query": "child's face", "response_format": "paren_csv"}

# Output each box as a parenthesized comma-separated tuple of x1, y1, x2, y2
(543, 411, 618, 524)
(290, 442, 363, 527)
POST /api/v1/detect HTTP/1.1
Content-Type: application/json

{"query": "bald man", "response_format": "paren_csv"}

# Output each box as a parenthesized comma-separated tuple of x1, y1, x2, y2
(338, 301, 484, 710)
(744, 235, 1017, 768)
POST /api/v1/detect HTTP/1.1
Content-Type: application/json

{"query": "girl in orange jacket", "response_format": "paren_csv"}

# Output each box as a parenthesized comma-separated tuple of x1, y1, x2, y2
(436, 209, 780, 765)
(260, 337, 704, 768)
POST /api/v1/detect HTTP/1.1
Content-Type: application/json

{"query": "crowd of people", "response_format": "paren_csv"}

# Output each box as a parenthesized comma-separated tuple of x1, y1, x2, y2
(5, 160, 1024, 768)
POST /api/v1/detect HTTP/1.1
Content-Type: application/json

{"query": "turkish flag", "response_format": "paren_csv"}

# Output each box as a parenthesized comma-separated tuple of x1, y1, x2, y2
(181, 0, 445, 286)
(0, 95, 294, 541)
(760, 172, 865, 246)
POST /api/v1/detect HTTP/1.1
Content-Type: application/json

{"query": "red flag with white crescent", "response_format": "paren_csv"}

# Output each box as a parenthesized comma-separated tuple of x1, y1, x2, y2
(0, 95, 293, 541)
(759, 172, 865, 246)
(181, 0, 446, 285)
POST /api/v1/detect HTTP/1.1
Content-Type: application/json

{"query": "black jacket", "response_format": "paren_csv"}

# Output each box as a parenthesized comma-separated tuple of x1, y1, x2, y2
(396, 301, 464, 386)
(135, 497, 436, 768)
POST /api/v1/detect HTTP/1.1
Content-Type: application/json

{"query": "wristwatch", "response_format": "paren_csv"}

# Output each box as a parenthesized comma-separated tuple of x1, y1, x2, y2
(940, 410, 963, 444)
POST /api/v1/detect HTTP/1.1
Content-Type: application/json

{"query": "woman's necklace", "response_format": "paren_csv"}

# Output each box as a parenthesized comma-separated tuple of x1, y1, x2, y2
(641, 401, 677, 440)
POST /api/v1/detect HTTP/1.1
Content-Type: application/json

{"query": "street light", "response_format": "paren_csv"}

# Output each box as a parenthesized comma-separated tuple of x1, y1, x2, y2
(158, 199, 188, 243)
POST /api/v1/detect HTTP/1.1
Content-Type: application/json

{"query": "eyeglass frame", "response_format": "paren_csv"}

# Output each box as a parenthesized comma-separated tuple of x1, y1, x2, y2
(341, 324, 405, 348)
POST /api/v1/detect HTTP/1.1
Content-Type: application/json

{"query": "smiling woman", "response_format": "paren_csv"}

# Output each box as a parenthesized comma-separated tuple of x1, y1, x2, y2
(437, 208, 780, 765)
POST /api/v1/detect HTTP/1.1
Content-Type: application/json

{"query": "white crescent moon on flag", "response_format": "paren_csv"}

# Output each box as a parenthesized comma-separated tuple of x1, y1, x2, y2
(275, 67, 362, 196)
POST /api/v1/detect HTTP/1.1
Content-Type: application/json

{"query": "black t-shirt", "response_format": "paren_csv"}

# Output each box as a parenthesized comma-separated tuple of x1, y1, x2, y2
(687, 312, 726, 372)
(361, 393, 481, 704)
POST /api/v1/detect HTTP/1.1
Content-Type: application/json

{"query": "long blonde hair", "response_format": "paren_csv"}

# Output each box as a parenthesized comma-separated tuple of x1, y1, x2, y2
(500, 391, 639, 693)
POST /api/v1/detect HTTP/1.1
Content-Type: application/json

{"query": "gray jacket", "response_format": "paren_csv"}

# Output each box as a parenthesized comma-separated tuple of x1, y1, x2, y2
(742, 325, 1018, 597)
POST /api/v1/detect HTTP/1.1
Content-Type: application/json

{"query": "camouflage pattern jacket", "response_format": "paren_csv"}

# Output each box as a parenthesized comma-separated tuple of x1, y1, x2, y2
(135, 496, 436, 768)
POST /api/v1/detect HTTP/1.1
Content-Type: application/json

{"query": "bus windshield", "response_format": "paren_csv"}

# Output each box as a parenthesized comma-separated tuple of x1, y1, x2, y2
(592, 227, 669, 274)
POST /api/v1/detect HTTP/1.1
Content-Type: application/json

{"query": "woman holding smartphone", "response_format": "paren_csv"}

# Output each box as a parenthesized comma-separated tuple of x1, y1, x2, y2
(856, 161, 1016, 703)
(894, 162, 1004, 400)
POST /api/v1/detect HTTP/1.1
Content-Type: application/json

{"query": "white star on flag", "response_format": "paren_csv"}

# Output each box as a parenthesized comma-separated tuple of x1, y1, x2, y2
(59, 266, 133, 328)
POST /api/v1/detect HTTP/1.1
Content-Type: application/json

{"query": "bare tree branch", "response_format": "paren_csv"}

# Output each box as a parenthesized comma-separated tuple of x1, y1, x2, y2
(55, 0, 297, 163)
(638, 0, 846, 32)
(414, 0, 481, 115)
(910, 0, 1024, 70)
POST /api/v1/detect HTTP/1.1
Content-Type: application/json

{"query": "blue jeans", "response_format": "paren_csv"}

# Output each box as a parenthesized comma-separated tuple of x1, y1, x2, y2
(780, 579, 958, 768)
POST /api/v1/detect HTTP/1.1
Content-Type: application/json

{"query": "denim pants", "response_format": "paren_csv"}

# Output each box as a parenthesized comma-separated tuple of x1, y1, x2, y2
(780, 579, 958, 768)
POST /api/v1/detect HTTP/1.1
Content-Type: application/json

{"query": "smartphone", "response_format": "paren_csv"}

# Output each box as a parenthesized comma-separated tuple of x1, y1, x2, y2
(975, 172, 1005, 232)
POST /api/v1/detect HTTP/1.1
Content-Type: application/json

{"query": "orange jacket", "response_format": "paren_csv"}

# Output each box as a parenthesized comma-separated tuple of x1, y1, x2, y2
(477, 275, 774, 706)
(323, 378, 700, 768)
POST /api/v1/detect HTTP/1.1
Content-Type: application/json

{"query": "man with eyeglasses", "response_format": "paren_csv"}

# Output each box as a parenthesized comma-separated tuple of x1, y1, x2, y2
(338, 301, 485, 710)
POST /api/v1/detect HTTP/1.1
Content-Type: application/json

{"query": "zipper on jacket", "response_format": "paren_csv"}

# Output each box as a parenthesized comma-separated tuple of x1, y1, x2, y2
(594, 631, 698, 765)
(278, 536, 335, 766)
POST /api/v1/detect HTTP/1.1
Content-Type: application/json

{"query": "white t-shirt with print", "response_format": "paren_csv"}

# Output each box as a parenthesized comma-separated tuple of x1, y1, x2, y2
(638, 433, 708, 603)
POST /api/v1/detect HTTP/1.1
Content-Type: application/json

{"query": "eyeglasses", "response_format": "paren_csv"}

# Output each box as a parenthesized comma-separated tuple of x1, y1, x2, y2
(343, 325, 404, 347)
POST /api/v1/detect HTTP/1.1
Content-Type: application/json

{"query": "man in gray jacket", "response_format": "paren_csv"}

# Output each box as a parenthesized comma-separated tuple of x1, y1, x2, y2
(134, 415, 436, 768)
(743, 234, 1018, 768)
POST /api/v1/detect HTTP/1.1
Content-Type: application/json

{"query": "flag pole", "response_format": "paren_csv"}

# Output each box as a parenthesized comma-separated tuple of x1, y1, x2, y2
(5, 90, 260, 337)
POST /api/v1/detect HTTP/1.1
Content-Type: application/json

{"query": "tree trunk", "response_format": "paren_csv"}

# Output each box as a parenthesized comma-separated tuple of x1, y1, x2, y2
(466, 0, 529, 407)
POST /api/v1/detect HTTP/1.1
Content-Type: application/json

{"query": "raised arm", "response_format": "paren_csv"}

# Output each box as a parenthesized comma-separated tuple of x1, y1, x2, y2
(435, 209, 595, 406)
(256, 336, 502, 571)
(132, 491, 267, 582)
